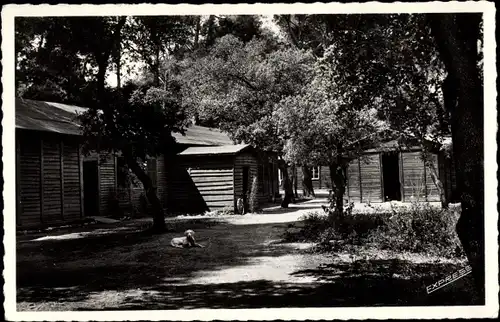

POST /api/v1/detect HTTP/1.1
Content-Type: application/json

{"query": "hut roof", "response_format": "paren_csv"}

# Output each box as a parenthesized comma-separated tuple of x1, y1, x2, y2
(16, 98, 85, 136)
(15, 98, 233, 146)
(179, 144, 252, 156)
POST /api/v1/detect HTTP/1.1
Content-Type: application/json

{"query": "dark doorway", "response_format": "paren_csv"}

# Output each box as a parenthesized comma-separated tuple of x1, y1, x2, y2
(382, 153, 401, 201)
(83, 160, 99, 217)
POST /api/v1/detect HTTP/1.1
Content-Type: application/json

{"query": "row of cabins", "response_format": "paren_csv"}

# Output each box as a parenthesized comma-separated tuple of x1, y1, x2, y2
(290, 138, 458, 203)
(15, 99, 280, 228)
(15, 99, 458, 228)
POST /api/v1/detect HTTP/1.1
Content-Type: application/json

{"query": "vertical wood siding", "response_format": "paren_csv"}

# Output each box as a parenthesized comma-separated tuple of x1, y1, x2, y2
(257, 156, 274, 204)
(402, 152, 427, 201)
(62, 140, 82, 221)
(425, 153, 441, 201)
(347, 159, 361, 202)
(359, 154, 383, 202)
(19, 134, 42, 226)
(98, 155, 116, 216)
(18, 132, 83, 227)
(42, 138, 62, 223)
(234, 152, 258, 210)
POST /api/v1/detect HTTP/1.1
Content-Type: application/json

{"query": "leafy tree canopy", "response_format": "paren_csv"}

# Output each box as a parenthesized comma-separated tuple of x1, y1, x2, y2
(181, 34, 315, 152)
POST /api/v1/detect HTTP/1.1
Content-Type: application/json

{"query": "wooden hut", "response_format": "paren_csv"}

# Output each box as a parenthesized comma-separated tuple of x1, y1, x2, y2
(167, 144, 279, 214)
(299, 139, 458, 203)
(15, 98, 279, 228)
(16, 99, 86, 227)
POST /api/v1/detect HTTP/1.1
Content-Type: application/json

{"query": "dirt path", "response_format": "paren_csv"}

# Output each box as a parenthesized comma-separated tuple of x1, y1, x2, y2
(16, 199, 476, 310)
(16, 200, 334, 311)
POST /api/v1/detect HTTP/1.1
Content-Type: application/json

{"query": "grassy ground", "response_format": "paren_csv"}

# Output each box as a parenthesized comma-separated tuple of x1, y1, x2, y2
(16, 199, 480, 310)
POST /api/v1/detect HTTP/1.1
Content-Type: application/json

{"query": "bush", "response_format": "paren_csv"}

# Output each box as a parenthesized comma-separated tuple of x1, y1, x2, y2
(285, 201, 464, 258)
(281, 212, 329, 243)
(301, 212, 330, 241)
(369, 202, 463, 257)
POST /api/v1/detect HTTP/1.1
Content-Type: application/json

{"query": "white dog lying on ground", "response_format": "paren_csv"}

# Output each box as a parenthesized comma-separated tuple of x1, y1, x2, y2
(170, 229, 205, 248)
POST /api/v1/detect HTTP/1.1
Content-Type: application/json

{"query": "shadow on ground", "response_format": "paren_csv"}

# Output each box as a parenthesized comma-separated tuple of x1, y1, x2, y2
(77, 259, 480, 310)
(17, 217, 480, 310)
(260, 205, 327, 215)
(17, 220, 295, 305)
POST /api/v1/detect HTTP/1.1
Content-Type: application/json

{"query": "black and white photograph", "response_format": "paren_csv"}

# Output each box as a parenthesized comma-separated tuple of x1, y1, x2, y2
(1, 2, 498, 320)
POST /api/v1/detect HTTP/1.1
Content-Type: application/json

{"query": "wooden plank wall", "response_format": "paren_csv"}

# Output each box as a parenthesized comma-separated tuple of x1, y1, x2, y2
(190, 168, 234, 209)
(98, 155, 116, 216)
(42, 139, 62, 222)
(234, 152, 258, 210)
(17, 131, 82, 228)
(266, 156, 280, 200)
(18, 133, 42, 227)
(297, 166, 331, 190)
(402, 152, 427, 201)
(425, 153, 440, 201)
(166, 155, 234, 214)
(115, 156, 134, 215)
(256, 155, 276, 204)
(319, 166, 331, 189)
(347, 159, 361, 202)
(359, 154, 383, 202)
(62, 140, 82, 221)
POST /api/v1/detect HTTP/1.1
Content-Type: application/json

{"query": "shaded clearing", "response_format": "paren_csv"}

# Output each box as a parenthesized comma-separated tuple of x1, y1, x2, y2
(17, 210, 479, 310)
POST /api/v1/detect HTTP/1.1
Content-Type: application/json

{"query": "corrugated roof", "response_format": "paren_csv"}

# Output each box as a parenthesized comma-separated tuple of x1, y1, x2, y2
(179, 144, 252, 156)
(173, 125, 233, 146)
(16, 98, 85, 136)
(15, 98, 233, 146)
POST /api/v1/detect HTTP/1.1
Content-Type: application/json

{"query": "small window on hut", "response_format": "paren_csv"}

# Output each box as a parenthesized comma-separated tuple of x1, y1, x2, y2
(312, 166, 320, 180)
(147, 158, 158, 188)
(117, 157, 128, 188)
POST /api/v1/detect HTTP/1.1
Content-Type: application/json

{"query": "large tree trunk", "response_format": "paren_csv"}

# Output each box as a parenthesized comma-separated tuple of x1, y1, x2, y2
(328, 161, 347, 221)
(301, 166, 316, 197)
(327, 145, 348, 224)
(429, 13, 484, 298)
(279, 160, 294, 208)
(123, 152, 166, 232)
